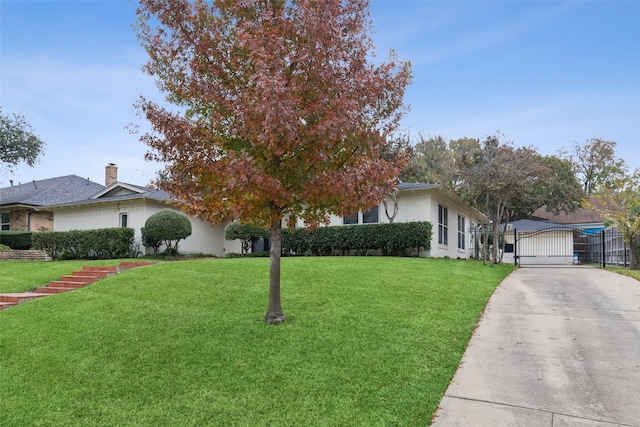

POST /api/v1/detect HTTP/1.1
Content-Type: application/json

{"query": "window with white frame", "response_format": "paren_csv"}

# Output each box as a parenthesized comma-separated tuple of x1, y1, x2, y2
(457, 215, 466, 250)
(438, 204, 448, 245)
(1, 212, 9, 230)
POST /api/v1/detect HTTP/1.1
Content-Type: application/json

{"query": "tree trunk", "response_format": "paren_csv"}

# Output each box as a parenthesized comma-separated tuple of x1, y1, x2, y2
(629, 236, 639, 270)
(264, 216, 286, 324)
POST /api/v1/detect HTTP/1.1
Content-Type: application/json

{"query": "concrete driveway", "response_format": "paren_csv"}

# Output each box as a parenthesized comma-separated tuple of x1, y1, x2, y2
(431, 267, 640, 427)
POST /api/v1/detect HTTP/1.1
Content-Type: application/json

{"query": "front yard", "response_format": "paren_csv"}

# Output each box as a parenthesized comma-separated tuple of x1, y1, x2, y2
(0, 257, 513, 426)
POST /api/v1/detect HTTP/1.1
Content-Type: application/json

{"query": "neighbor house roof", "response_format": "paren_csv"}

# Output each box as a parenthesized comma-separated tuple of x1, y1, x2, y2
(531, 204, 602, 225)
(0, 175, 104, 208)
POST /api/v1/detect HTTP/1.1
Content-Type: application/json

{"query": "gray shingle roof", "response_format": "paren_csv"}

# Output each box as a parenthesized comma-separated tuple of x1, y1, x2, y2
(396, 182, 441, 191)
(0, 175, 105, 207)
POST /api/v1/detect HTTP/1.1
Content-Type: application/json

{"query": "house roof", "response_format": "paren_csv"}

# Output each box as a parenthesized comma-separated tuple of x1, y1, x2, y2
(0, 175, 104, 208)
(531, 204, 602, 225)
(47, 182, 172, 208)
(397, 182, 441, 191)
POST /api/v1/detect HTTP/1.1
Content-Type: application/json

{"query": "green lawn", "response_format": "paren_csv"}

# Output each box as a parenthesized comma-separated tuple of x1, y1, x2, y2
(0, 257, 513, 426)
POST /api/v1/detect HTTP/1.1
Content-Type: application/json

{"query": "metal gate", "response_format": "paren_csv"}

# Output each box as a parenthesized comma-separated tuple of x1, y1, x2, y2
(511, 224, 579, 266)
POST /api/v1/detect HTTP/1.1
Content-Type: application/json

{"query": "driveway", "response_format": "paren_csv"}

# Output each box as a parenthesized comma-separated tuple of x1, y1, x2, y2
(431, 267, 640, 426)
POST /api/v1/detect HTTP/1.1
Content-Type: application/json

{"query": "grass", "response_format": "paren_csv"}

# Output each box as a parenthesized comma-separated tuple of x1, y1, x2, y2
(0, 259, 138, 293)
(606, 265, 640, 281)
(0, 257, 514, 426)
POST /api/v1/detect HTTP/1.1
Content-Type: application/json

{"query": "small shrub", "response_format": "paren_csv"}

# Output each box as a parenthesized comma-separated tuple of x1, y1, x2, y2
(0, 243, 10, 252)
(224, 222, 269, 255)
(143, 209, 192, 256)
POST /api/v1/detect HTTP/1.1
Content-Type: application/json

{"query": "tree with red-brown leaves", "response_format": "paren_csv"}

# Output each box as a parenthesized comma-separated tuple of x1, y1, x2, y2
(134, 0, 411, 323)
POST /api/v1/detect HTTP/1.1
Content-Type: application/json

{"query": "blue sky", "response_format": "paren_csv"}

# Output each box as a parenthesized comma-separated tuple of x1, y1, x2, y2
(1, 0, 639, 187)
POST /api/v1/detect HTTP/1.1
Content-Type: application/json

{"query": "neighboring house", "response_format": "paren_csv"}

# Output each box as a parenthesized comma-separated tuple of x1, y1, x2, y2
(0, 175, 104, 232)
(325, 183, 486, 259)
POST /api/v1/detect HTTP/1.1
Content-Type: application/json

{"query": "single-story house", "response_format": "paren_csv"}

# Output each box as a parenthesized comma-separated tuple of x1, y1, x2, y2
(1, 165, 485, 259)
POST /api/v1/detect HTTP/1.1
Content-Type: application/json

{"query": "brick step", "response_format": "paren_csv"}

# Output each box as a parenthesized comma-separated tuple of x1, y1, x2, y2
(0, 292, 49, 304)
(59, 275, 99, 283)
(46, 281, 89, 289)
(119, 261, 154, 268)
(0, 301, 17, 310)
(82, 265, 118, 272)
(0, 262, 155, 311)
(35, 287, 74, 294)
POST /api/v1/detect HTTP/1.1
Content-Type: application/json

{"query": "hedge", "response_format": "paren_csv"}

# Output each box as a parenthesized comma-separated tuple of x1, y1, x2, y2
(32, 228, 135, 260)
(0, 231, 33, 249)
(282, 221, 432, 257)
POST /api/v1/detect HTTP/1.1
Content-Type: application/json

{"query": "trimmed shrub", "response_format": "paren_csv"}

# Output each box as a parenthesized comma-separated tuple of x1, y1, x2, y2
(224, 222, 270, 255)
(143, 209, 192, 256)
(32, 228, 134, 260)
(0, 231, 33, 249)
(283, 221, 432, 257)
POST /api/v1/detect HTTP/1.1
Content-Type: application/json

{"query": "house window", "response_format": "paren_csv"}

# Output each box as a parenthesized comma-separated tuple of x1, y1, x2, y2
(457, 215, 466, 250)
(343, 212, 358, 225)
(363, 206, 379, 224)
(438, 205, 448, 246)
(1, 212, 9, 230)
(120, 213, 128, 228)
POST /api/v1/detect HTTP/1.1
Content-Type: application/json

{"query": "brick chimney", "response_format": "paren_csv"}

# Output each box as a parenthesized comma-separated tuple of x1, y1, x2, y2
(105, 163, 118, 186)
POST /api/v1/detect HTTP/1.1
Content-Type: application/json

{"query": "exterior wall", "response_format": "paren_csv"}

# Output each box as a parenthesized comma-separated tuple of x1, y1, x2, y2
(6, 208, 53, 232)
(325, 188, 481, 259)
(52, 200, 241, 257)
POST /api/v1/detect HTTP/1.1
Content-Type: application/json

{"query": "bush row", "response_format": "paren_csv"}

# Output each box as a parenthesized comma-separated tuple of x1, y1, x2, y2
(282, 222, 432, 257)
(32, 228, 135, 260)
(0, 231, 33, 250)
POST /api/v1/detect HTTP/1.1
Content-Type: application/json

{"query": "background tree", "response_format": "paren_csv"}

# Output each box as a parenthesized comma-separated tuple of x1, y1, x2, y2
(142, 209, 193, 256)
(561, 138, 626, 194)
(0, 107, 45, 174)
(404, 134, 453, 186)
(135, 0, 411, 323)
(589, 170, 640, 270)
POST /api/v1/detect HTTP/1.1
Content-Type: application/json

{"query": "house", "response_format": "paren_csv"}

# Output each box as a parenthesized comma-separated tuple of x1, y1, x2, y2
(2, 166, 484, 259)
(324, 182, 486, 259)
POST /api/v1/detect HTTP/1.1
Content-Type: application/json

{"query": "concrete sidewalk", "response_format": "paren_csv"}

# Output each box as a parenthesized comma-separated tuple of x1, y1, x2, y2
(431, 267, 640, 427)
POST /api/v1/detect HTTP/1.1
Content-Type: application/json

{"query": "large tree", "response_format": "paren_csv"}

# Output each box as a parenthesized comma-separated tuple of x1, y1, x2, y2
(135, 0, 411, 323)
(0, 107, 45, 174)
(590, 171, 640, 270)
(561, 138, 626, 195)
